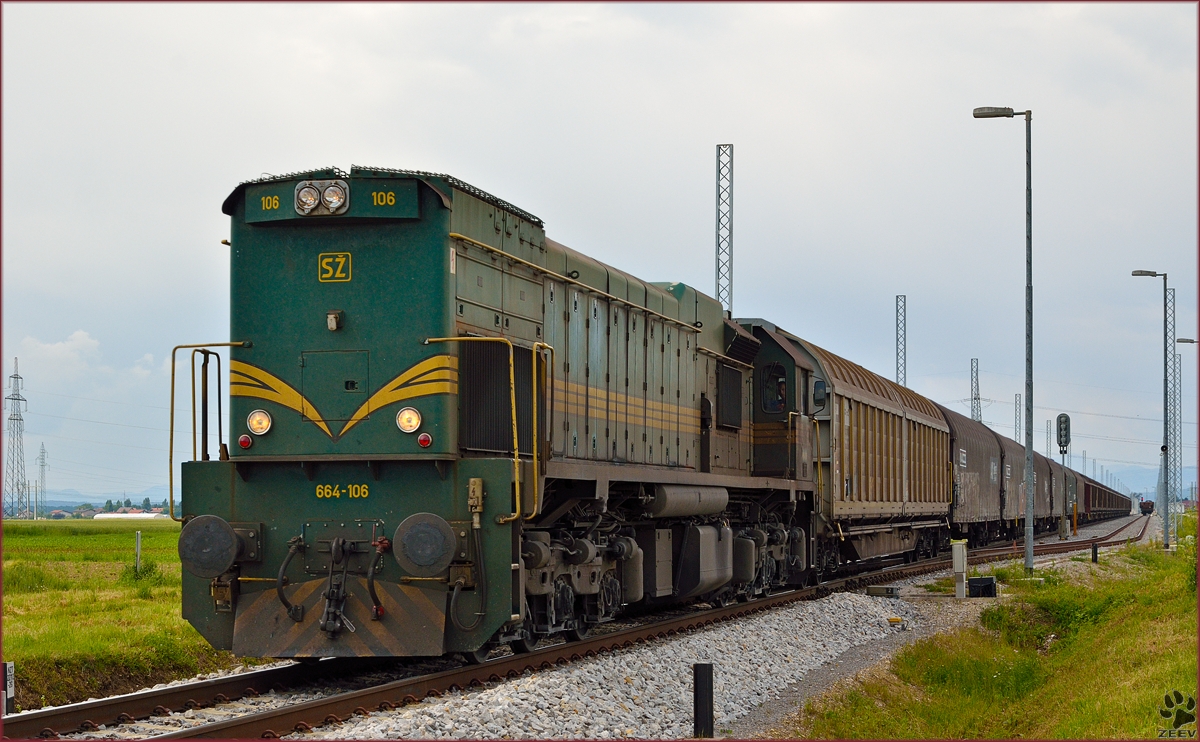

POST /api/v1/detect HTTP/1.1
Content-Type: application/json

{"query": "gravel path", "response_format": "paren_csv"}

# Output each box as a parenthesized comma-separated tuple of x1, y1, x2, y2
(285, 593, 918, 740)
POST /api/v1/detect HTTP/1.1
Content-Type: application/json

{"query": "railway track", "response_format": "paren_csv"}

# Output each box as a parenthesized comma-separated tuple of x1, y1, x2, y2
(3, 515, 1147, 740)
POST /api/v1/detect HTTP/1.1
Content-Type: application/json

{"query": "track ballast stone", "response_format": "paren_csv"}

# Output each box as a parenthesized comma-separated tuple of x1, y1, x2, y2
(288, 592, 918, 739)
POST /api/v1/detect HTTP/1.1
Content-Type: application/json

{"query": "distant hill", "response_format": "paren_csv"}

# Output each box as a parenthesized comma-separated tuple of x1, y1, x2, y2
(36, 484, 170, 507)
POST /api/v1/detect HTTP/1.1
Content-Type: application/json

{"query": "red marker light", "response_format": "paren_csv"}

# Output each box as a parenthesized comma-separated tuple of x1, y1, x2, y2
(417, 433, 432, 448)
(238, 434, 252, 449)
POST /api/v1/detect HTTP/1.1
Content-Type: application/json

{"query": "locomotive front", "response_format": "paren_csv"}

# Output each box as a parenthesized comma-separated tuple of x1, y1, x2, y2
(178, 167, 525, 658)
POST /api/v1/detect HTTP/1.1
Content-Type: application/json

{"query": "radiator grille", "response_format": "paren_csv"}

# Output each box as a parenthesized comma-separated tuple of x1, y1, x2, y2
(459, 342, 543, 455)
(717, 363, 742, 429)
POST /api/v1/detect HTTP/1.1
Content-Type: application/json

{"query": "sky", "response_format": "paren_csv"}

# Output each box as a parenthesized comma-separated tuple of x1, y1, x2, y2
(2, 3, 1196, 502)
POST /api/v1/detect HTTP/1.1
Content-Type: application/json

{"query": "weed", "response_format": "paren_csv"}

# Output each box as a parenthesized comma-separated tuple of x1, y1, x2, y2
(117, 559, 168, 587)
(786, 531, 1197, 739)
(3, 562, 71, 594)
(894, 630, 1044, 699)
(921, 576, 954, 594)
(989, 563, 1063, 588)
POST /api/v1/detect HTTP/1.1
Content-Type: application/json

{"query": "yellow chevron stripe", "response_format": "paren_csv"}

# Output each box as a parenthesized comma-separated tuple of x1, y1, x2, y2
(230, 361, 333, 438)
(339, 355, 459, 437)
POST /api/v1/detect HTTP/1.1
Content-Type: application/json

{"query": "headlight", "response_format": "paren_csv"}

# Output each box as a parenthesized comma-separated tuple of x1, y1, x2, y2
(322, 184, 346, 210)
(296, 185, 320, 213)
(396, 407, 421, 433)
(247, 409, 272, 435)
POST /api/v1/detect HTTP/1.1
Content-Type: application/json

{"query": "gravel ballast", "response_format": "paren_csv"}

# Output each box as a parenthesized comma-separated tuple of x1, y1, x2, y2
(288, 592, 918, 740)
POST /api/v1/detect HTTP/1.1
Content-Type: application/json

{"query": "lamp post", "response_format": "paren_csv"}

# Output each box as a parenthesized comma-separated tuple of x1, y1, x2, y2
(974, 105, 1035, 573)
(1132, 270, 1170, 547)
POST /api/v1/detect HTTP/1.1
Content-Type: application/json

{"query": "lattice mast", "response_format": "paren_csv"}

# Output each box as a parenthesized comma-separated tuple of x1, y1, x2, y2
(1170, 352, 1182, 539)
(37, 443, 47, 519)
(970, 359, 981, 422)
(1014, 394, 1022, 442)
(896, 296, 906, 386)
(715, 144, 734, 315)
(1045, 420, 1051, 457)
(4, 358, 29, 519)
(1163, 287, 1180, 542)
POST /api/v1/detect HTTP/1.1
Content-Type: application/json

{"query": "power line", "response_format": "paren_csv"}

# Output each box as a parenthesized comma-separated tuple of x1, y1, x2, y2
(944, 399, 1196, 426)
(24, 387, 187, 412)
(924, 368, 1196, 398)
(25, 410, 191, 434)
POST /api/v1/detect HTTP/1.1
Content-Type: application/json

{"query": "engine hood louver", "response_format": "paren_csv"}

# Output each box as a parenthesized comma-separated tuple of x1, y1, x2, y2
(723, 319, 761, 364)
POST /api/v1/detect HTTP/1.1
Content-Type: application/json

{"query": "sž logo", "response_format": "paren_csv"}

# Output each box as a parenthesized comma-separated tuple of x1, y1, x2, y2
(1158, 690, 1197, 737)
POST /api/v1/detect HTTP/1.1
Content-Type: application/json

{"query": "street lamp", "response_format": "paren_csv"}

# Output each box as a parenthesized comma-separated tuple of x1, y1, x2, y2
(974, 105, 1035, 573)
(1132, 269, 1170, 548)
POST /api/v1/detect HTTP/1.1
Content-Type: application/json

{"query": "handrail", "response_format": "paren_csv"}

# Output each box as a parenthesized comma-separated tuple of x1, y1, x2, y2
(425, 336, 522, 524)
(190, 350, 225, 462)
(528, 342, 555, 521)
(448, 232, 700, 336)
(788, 411, 800, 480)
(169, 342, 249, 523)
(697, 345, 752, 370)
(814, 418, 823, 517)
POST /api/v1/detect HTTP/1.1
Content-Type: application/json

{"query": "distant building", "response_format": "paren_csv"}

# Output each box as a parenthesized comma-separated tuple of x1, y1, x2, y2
(48, 510, 71, 519)
(77, 509, 98, 519)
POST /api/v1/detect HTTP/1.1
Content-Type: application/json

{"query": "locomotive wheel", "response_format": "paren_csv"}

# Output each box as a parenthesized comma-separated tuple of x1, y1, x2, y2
(565, 624, 591, 642)
(510, 620, 540, 654)
(460, 644, 493, 665)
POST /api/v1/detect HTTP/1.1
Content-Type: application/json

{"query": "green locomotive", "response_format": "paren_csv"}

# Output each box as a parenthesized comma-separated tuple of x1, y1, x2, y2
(177, 166, 954, 661)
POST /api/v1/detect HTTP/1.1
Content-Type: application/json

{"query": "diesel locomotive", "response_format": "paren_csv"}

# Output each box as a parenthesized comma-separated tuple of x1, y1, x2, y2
(175, 166, 1131, 661)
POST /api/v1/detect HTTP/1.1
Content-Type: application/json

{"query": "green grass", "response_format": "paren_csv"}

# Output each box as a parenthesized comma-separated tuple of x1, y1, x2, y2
(2, 519, 258, 710)
(786, 516, 1199, 739)
(2, 562, 72, 593)
(3, 519, 183, 562)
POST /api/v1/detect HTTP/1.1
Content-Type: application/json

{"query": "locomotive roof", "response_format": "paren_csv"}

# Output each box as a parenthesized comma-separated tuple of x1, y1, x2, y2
(740, 318, 946, 429)
(221, 165, 543, 227)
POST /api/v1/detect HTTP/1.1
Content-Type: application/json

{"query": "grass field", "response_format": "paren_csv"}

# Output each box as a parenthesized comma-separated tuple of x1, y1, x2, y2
(2, 519, 255, 710)
(785, 515, 1199, 739)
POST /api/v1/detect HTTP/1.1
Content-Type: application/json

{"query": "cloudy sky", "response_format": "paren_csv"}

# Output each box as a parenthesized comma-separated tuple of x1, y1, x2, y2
(3, 3, 1196, 501)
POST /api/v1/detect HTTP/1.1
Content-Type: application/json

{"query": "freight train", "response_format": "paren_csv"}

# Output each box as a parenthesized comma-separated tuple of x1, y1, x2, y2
(175, 167, 1132, 661)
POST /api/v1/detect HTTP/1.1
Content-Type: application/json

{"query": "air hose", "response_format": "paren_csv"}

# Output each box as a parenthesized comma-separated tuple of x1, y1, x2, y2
(366, 537, 391, 620)
(277, 536, 305, 622)
(449, 528, 487, 632)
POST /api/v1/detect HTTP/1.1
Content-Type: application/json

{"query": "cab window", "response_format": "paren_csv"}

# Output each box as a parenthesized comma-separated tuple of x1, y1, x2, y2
(761, 363, 788, 414)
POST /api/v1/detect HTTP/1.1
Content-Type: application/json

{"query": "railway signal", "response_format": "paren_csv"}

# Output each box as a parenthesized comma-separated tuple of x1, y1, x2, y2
(1056, 414, 1070, 454)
